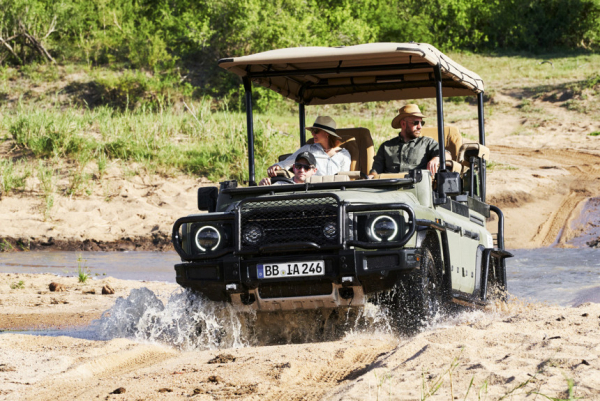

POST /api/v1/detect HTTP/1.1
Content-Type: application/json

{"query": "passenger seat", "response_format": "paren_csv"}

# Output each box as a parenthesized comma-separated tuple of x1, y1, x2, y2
(420, 126, 463, 173)
(306, 127, 374, 177)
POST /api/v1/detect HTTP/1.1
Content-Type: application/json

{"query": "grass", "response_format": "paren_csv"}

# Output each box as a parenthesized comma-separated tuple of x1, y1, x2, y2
(533, 376, 582, 401)
(0, 239, 15, 252)
(36, 161, 56, 220)
(0, 51, 598, 189)
(0, 159, 30, 194)
(451, 52, 600, 89)
(487, 161, 518, 171)
(10, 280, 25, 289)
(77, 254, 90, 283)
(367, 348, 582, 401)
(588, 131, 600, 136)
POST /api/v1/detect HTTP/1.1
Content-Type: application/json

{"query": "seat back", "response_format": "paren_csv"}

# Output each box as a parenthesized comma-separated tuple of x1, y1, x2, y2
(458, 142, 490, 167)
(307, 127, 374, 176)
(420, 126, 463, 161)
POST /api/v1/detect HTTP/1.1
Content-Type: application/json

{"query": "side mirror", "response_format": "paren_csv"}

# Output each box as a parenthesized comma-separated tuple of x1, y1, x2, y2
(198, 187, 218, 212)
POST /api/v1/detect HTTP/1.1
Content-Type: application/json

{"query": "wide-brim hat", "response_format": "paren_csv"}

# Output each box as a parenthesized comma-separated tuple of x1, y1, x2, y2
(306, 116, 340, 138)
(391, 104, 426, 129)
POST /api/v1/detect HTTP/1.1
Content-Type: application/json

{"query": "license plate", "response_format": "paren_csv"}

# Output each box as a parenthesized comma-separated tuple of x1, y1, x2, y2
(257, 260, 325, 279)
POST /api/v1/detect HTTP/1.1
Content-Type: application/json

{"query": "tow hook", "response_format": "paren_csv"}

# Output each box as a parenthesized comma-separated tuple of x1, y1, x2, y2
(339, 287, 354, 300)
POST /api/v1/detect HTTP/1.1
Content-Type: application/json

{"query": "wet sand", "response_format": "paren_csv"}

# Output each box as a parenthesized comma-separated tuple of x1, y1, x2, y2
(1, 272, 599, 400)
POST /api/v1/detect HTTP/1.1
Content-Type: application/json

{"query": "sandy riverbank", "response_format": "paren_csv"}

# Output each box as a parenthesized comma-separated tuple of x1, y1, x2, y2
(2, 90, 600, 251)
(1, 272, 599, 400)
(2, 81, 600, 400)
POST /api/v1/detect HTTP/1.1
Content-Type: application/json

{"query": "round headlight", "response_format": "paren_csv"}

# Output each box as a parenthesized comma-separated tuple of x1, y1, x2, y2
(195, 226, 221, 251)
(371, 216, 398, 241)
(242, 224, 263, 245)
(323, 221, 337, 240)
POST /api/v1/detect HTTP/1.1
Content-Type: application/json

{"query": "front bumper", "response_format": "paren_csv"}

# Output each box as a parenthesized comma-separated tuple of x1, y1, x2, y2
(175, 248, 420, 309)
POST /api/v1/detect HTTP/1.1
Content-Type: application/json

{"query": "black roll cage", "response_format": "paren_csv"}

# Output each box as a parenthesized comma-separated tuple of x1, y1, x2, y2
(241, 62, 487, 204)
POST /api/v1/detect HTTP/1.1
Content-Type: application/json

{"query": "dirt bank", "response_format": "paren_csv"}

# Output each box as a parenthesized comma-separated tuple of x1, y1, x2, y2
(1, 272, 599, 400)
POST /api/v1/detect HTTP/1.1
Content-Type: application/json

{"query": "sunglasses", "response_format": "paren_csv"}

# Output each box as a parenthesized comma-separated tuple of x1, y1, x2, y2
(294, 163, 314, 171)
(407, 120, 425, 126)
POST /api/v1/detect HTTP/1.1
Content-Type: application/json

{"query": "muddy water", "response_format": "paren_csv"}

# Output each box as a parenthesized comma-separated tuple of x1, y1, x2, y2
(1, 248, 599, 306)
(2, 248, 598, 349)
(0, 251, 179, 282)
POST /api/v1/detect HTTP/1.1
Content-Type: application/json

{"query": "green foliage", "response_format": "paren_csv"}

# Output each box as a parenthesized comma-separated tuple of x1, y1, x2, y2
(0, 159, 30, 194)
(0, 239, 15, 252)
(588, 131, 600, 136)
(77, 254, 90, 283)
(10, 280, 25, 289)
(37, 160, 55, 219)
(10, 110, 91, 158)
(2, 0, 600, 99)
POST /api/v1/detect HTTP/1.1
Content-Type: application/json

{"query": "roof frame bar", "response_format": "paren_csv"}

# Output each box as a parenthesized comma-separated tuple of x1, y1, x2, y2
(477, 92, 486, 201)
(247, 62, 432, 78)
(300, 78, 465, 104)
(242, 76, 256, 186)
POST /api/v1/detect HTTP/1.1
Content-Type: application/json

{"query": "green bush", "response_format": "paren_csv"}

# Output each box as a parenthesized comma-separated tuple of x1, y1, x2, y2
(3, 0, 599, 99)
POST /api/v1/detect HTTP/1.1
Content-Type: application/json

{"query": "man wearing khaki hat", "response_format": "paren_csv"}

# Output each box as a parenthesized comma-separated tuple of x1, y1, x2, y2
(368, 104, 440, 178)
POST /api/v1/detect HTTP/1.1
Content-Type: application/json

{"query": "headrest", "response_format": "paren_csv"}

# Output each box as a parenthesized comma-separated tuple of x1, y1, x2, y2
(458, 142, 490, 167)
(338, 127, 374, 176)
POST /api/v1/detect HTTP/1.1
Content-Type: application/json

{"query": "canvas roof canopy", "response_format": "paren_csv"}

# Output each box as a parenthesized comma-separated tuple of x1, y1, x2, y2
(219, 43, 484, 105)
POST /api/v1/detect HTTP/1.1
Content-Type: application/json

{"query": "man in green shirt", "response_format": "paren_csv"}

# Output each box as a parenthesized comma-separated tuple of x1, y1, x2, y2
(369, 104, 441, 178)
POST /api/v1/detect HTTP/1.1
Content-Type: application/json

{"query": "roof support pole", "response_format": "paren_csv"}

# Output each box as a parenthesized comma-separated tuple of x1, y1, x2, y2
(477, 92, 486, 202)
(434, 64, 447, 169)
(477, 92, 486, 146)
(243, 77, 256, 186)
(299, 103, 306, 146)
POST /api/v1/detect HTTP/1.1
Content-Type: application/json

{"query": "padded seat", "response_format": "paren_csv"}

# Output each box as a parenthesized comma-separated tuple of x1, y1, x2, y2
(306, 127, 374, 177)
(420, 126, 463, 161)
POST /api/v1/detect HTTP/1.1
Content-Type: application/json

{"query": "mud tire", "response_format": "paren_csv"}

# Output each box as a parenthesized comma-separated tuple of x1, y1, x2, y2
(387, 247, 443, 334)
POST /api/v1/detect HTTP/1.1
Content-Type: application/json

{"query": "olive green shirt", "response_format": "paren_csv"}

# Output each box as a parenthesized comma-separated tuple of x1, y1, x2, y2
(370, 134, 439, 174)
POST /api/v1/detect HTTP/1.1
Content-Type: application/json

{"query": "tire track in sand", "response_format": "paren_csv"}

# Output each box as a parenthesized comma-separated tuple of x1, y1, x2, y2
(489, 146, 600, 247)
(20, 343, 177, 401)
(261, 340, 395, 401)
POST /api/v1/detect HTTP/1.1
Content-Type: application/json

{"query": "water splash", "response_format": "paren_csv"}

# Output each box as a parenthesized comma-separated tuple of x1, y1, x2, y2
(95, 288, 250, 350)
(93, 287, 490, 350)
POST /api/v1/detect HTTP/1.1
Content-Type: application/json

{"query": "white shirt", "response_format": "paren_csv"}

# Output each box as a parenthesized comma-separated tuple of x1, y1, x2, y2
(275, 144, 351, 176)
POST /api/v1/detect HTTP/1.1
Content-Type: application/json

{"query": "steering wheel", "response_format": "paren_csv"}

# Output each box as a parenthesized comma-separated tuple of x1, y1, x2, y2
(271, 176, 295, 184)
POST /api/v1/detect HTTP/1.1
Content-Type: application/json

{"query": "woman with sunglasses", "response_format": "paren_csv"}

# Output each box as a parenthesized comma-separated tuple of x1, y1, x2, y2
(369, 104, 441, 178)
(267, 116, 351, 177)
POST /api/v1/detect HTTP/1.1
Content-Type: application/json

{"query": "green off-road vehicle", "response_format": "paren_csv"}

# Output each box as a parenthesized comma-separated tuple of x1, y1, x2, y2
(172, 43, 512, 329)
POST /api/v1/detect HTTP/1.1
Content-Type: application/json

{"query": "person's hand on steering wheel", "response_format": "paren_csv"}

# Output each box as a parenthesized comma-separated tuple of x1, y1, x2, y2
(267, 165, 281, 177)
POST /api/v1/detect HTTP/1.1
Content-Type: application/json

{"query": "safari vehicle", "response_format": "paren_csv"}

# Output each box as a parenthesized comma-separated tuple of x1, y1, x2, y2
(172, 43, 512, 328)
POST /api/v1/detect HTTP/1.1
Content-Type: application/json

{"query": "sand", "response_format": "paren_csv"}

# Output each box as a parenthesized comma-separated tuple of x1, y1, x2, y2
(2, 87, 600, 400)
(1, 273, 599, 400)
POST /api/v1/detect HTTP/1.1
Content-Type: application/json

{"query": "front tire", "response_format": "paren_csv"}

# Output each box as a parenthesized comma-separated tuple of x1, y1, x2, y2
(386, 247, 443, 333)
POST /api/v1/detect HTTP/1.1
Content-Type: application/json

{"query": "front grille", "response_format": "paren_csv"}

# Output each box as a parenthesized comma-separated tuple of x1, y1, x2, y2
(239, 196, 339, 252)
(258, 281, 333, 299)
